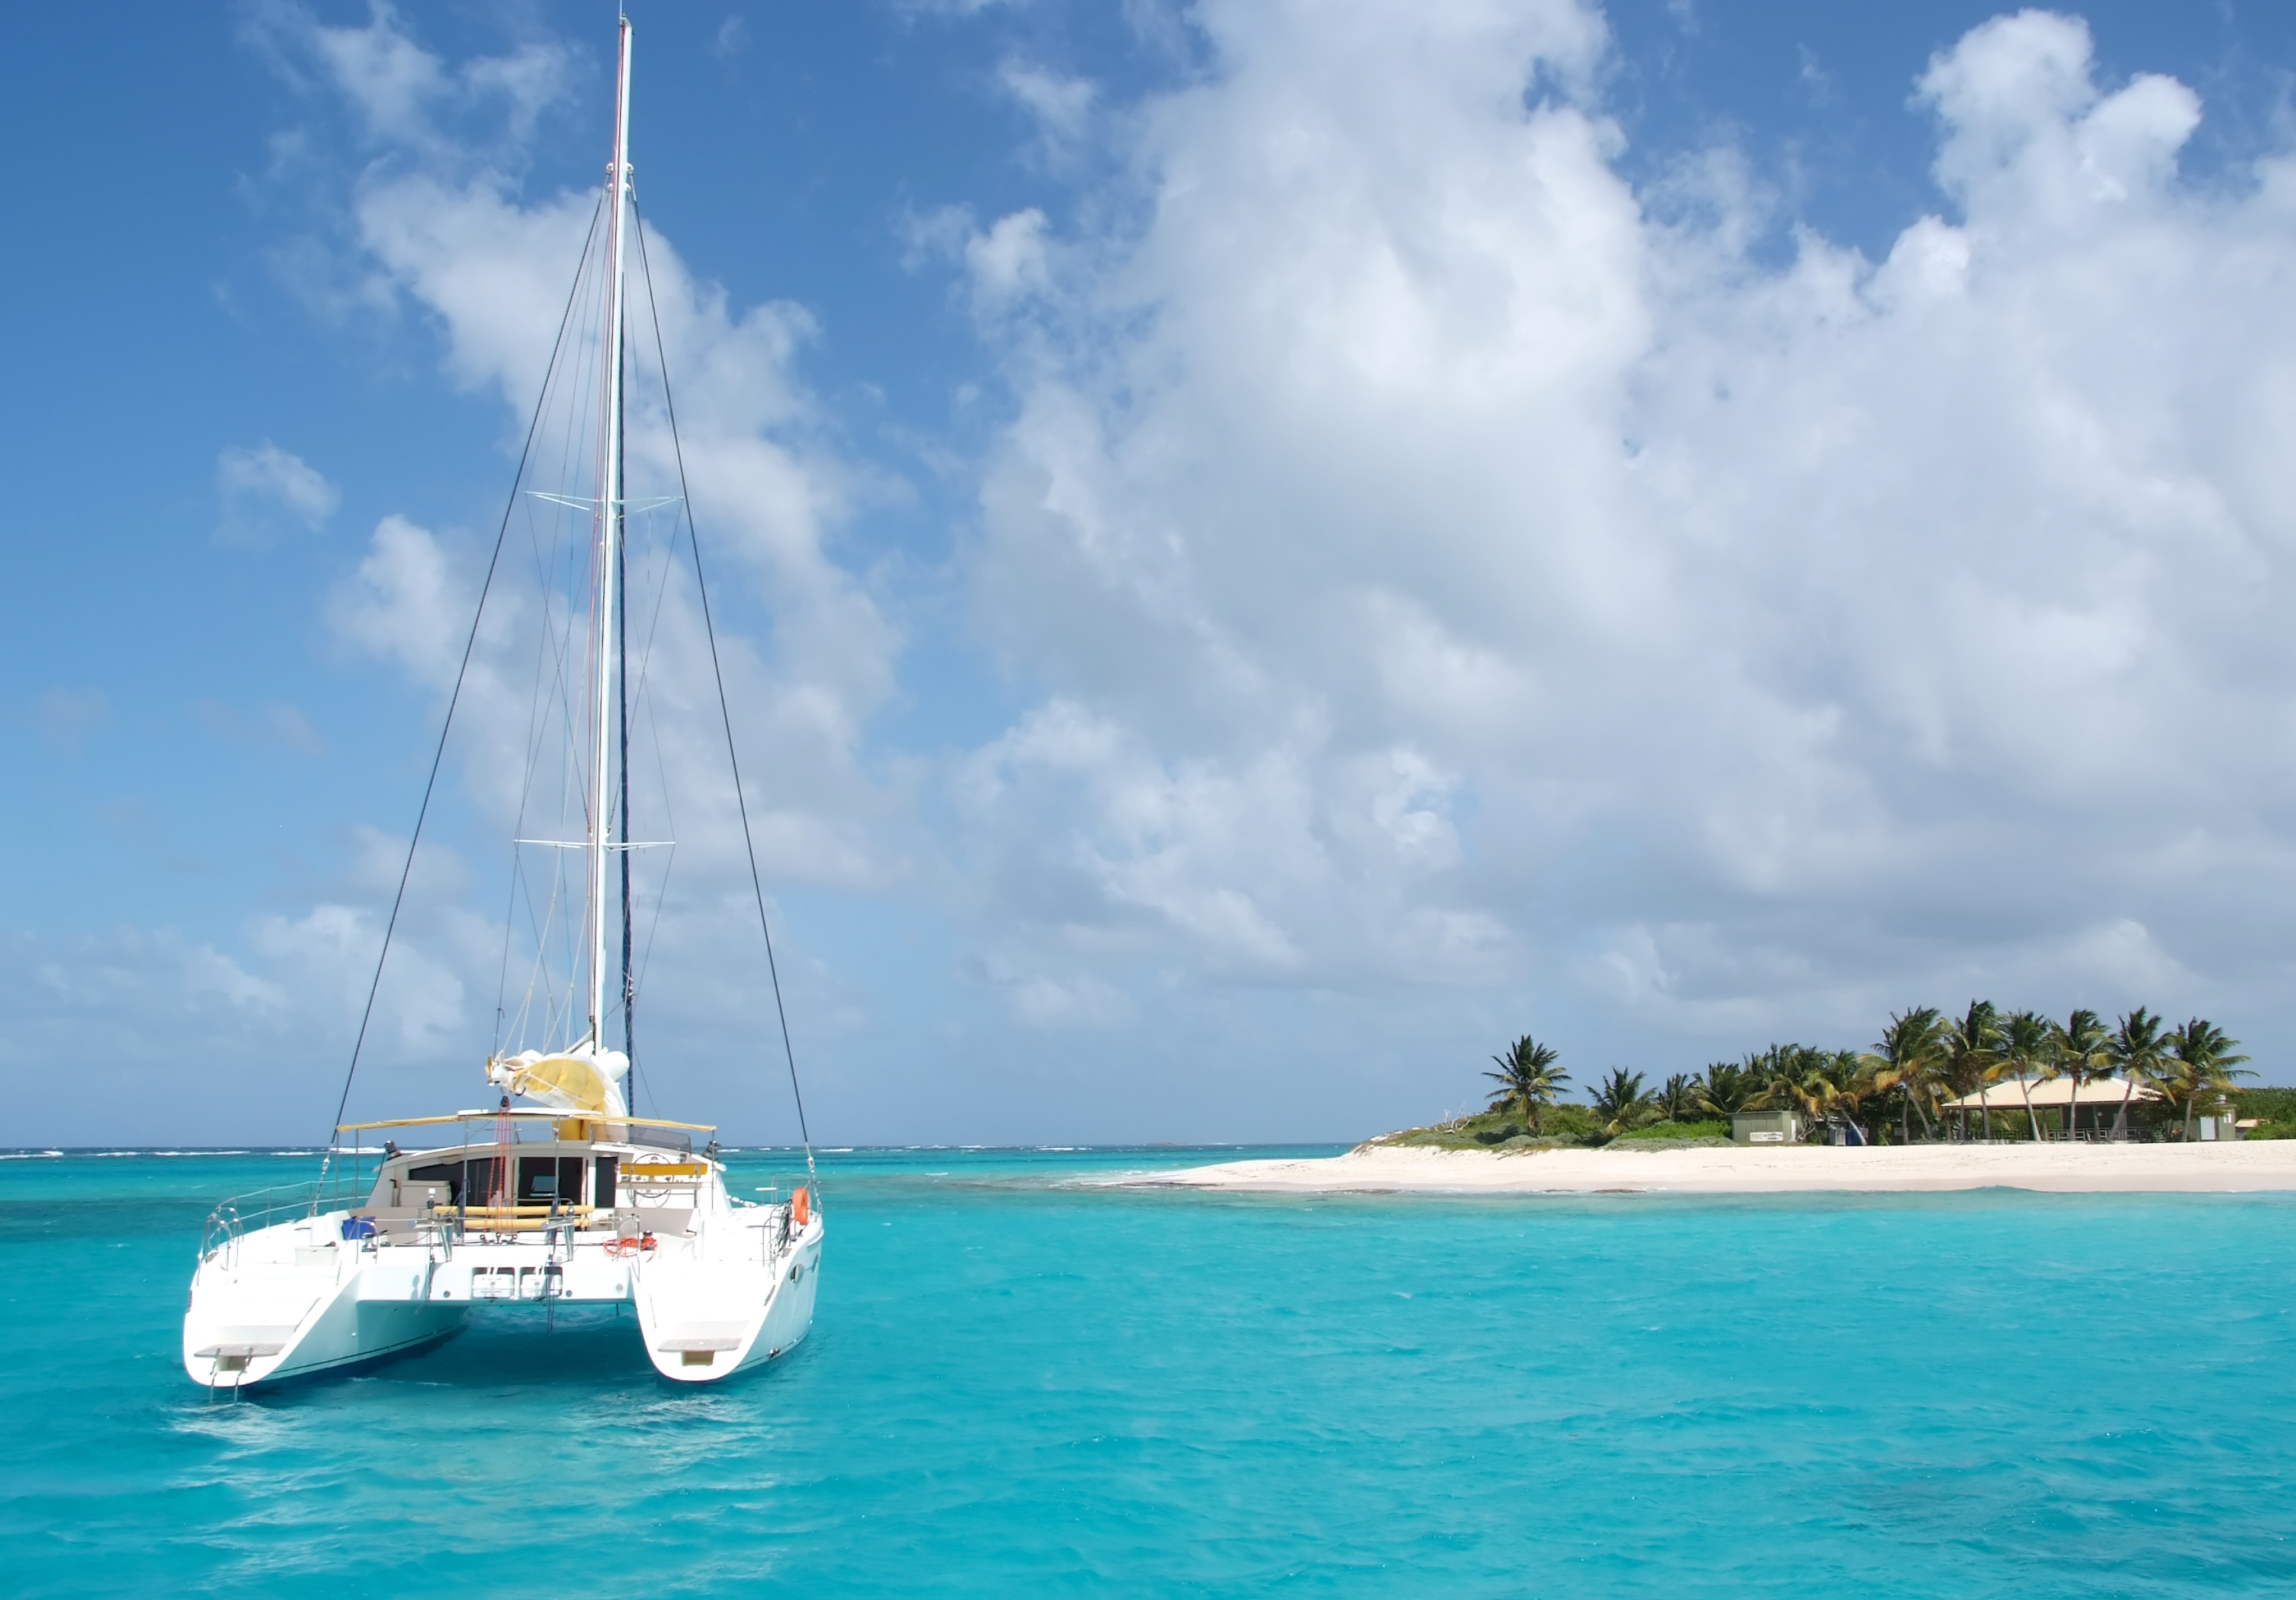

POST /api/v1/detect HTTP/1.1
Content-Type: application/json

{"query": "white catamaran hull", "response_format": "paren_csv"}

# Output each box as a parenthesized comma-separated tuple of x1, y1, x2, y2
(185, 1195, 822, 1389)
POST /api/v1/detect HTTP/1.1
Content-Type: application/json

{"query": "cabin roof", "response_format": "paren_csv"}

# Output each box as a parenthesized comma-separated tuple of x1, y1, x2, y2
(337, 1110, 715, 1132)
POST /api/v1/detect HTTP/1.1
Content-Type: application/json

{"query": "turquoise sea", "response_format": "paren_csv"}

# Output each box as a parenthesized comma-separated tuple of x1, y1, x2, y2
(3, 1145, 2294, 1596)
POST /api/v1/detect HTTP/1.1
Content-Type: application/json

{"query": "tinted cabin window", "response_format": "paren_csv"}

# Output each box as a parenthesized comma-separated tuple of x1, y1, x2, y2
(409, 1163, 463, 1205)
(468, 1157, 502, 1205)
(516, 1155, 590, 1204)
(594, 1155, 617, 1209)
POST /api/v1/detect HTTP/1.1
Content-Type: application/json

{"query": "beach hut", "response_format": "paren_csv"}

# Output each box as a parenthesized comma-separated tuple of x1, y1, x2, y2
(1940, 1076, 2161, 1141)
(1732, 1110, 1802, 1145)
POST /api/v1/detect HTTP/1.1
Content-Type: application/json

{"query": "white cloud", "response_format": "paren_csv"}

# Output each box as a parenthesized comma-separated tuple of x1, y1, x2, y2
(965, 208, 1053, 305)
(216, 441, 339, 547)
(329, 513, 469, 688)
(944, 0, 2296, 1071)
(1000, 59, 1097, 164)
(252, 901, 470, 1058)
(1002, 61, 1094, 136)
(247, 0, 574, 161)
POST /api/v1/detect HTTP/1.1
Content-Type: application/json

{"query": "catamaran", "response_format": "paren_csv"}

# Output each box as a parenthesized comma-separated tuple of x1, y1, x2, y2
(183, 15, 822, 1391)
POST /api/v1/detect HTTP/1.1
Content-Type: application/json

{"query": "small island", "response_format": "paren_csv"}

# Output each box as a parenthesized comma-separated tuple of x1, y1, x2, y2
(1133, 1006, 2296, 1195)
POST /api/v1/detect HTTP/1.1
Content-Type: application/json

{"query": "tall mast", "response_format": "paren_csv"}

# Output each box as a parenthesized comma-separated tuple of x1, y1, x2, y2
(587, 15, 633, 1050)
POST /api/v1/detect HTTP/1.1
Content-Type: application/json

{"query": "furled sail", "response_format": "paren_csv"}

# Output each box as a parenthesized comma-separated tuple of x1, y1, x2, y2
(486, 1043, 631, 1116)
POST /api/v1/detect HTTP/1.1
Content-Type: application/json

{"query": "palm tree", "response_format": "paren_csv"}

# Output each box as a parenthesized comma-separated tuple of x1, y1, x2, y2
(1656, 1072, 1698, 1124)
(2165, 1017, 2253, 1141)
(2104, 1008, 2171, 1141)
(1591, 1068, 1653, 1138)
(1867, 1007, 1947, 1143)
(1939, 1000, 2002, 1140)
(1484, 1035, 1568, 1136)
(1694, 1060, 1774, 1120)
(1773, 1049, 1854, 1137)
(1819, 1049, 1874, 1142)
(1991, 1010, 2056, 1141)
(2050, 1009, 2110, 1140)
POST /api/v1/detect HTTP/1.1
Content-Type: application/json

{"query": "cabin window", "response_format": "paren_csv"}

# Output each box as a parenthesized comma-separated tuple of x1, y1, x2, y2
(517, 1154, 589, 1205)
(462, 1157, 504, 1206)
(408, 1162, 466, 1205)
(595, 1155, 618, 1209)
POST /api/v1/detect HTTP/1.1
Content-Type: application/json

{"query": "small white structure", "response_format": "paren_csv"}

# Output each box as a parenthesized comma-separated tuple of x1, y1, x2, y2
(1732, 1110, 1802, 1145)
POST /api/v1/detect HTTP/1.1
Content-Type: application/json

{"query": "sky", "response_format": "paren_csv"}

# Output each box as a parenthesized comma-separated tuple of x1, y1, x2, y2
(11, 0, 2296, 1146)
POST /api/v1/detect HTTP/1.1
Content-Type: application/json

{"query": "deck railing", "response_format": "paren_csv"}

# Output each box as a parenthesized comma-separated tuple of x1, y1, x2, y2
(198, 1177, 374, 1270)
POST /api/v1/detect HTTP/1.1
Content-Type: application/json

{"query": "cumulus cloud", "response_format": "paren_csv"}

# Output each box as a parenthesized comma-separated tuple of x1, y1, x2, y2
(947, 1, 2296, 1065)
(215, 441, 339, 547)
(244, 0, 574, 162)
(1000, 60, 1097, 167)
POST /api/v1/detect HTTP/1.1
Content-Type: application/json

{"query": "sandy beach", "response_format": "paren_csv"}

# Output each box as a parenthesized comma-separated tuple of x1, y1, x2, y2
(1125, 1141, 2296, 1195)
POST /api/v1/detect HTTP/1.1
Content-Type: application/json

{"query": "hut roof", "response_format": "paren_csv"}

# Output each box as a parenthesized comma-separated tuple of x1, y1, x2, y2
(1942, 1076, 2163, 1109)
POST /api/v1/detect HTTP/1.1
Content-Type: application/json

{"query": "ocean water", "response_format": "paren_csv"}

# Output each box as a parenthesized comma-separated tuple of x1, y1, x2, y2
(3, 1146, 2294, 1597)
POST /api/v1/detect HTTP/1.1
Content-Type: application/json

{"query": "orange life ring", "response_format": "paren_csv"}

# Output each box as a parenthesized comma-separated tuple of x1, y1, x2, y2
(603, 1233, 657, 1258)
(792, 1186, 810, 1227)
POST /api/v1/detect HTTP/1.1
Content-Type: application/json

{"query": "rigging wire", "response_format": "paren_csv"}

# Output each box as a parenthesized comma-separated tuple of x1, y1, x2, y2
(317, 199, 605, 1184)
(632, 193, 818, 1186)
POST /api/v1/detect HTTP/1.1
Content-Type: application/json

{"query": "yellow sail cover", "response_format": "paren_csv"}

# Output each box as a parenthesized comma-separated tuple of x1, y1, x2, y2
(486, 1043, 630, 1116)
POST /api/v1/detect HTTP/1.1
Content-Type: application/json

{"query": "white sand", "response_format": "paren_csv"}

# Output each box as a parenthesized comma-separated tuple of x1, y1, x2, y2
(1122, 1140, 2296, 1195)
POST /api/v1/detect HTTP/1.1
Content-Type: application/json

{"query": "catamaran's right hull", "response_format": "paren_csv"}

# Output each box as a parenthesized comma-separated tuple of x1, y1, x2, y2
(635, 1215, 823, 1380)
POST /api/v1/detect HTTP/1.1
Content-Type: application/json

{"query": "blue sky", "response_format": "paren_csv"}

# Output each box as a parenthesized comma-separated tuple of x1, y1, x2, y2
(11, 0, 2296, 1145)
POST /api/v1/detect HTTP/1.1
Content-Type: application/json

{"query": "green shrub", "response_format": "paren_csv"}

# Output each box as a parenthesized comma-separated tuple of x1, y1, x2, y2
(1541, 1104, 1602, 1142)
(2235, 1088, 2296, 1127)
(1618, 1119, 1729, 1142)
(1370, 1103, 1609, 1150)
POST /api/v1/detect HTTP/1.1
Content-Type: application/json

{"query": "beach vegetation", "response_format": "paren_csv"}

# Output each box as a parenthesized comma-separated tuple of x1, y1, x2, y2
(2054, 1009, 2111, 1105)
(1992, 1010, 2056, 1141)
(1484, 1035, 1569, 1136)
(1656, 1073, 1699, 1122)
(1616, 1119, 1732, 1145)
(1939, 1002, 2004, 1137)
(2232, 1086, 2296, 1138)
(1694, 1061, 1774, 1118)
(1591, 1068, 1655, 1136)
(1867, 1008, 1948, 1142)
(1381, 1009, 2272, 1149)
(2161, 1019, 2254, 1139)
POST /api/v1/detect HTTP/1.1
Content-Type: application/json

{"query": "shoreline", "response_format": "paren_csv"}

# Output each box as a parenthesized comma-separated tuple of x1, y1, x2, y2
(1119, 1141, 2296, 1195)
